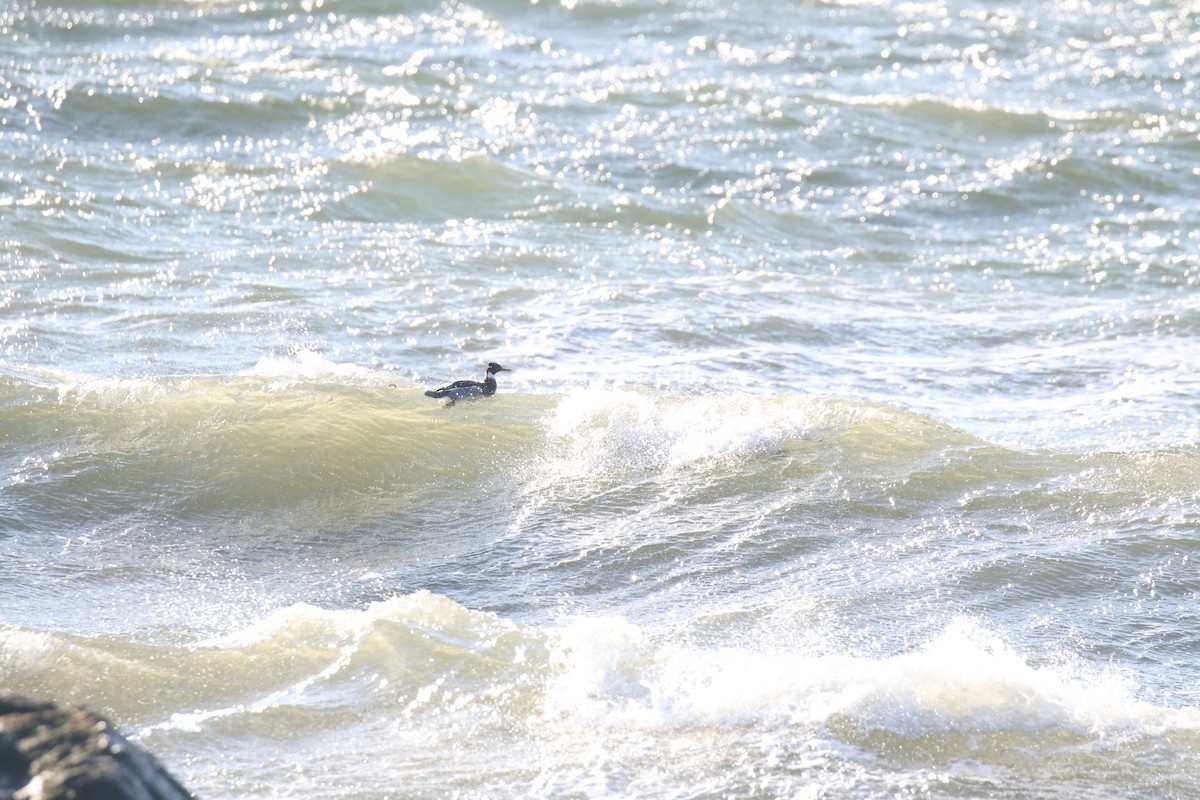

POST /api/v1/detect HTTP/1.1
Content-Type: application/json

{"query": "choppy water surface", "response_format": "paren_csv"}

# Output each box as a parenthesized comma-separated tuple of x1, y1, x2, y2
(3, 0, 1200, 797)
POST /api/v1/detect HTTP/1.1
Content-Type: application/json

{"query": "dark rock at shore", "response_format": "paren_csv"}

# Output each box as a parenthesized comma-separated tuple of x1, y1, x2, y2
(0, 691, 195, 800)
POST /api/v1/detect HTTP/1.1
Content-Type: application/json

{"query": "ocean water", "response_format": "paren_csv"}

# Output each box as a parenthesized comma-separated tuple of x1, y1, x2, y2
(3, 0, 1200, 796)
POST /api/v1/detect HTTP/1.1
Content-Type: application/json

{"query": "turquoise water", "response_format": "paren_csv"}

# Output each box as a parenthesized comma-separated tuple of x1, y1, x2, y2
(3, 0, 1200, 796)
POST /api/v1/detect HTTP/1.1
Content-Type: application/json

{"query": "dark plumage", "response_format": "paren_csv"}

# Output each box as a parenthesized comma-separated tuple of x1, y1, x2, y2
(425, 362, 512, 403)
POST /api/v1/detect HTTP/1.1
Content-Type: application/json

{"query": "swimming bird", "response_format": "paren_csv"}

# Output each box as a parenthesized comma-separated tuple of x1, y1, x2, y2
(424, 362, 512, 404)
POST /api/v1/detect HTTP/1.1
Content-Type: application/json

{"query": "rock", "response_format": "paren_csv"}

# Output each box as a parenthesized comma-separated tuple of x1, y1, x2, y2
(0, 691, 195, 800)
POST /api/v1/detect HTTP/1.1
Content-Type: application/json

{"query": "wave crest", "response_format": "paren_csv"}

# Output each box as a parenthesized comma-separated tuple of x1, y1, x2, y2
(541, 388, 847, 474)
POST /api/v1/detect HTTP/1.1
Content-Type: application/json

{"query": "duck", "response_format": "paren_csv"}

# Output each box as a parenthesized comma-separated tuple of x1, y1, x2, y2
(424, 362, 512, 404)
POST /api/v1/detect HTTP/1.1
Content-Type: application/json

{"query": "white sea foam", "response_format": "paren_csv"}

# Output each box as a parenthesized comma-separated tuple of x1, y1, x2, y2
(7, 595, 1199, 797)
(543, 615, 1200, 739)
(245, 350, 389, 385)
(541, 388, 847, 474)
(6, 0, 1200, 794)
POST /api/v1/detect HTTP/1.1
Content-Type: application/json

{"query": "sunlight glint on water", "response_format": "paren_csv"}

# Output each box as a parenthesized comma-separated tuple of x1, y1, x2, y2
(3, 0, 1200, 796)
